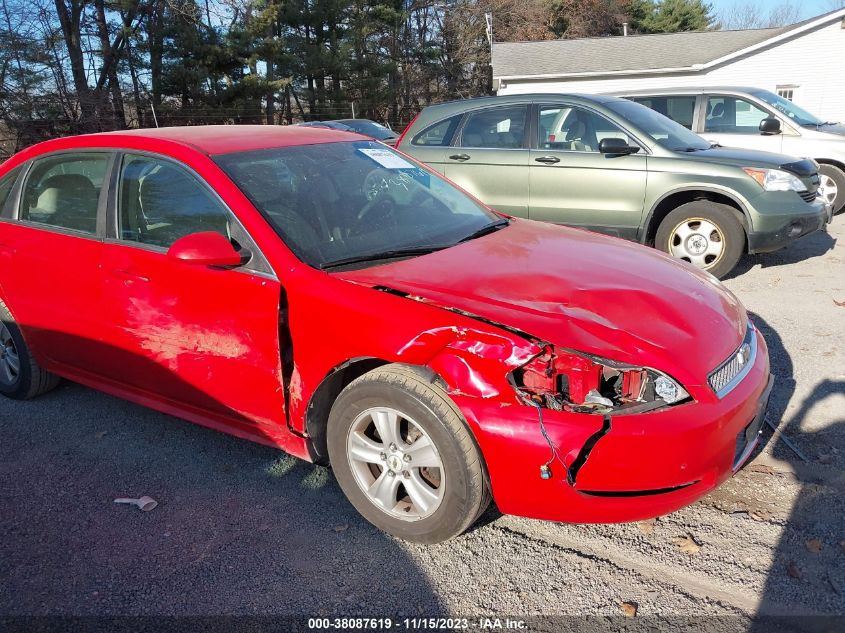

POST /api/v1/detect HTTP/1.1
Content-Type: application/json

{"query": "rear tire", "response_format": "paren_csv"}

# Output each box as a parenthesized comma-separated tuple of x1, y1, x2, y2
(818, 164, 845, 215)
(327, 364, 489, 544)
(0, 299, 60, 400)
(656, 201, 744, 279)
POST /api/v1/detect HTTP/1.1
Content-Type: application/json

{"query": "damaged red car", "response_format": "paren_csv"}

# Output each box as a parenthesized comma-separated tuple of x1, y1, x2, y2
(0, 126, 773, 543)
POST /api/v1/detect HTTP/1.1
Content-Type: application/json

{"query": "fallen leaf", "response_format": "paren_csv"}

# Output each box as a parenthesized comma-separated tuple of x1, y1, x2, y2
(787, 561, 802, 579)
(94, 431, 108, 439)
(637, 520, 655, 535)
(333, 524, 349, 532)
(672, 533, 702, 555)
(834, 299, 845, 307)
(806, 538, 823, 553)
(620, 601, 638, 618)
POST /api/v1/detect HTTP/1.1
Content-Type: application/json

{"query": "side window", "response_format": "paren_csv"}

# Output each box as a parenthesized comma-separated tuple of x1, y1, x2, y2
(0, 166, 22, 214)
(705, 96, 769, 134)
(412, 115, 462, 146)
(118, 154, 232, 249)
(632, 96, 696, 129)
(539, 105, 635, 152)
(459, 106, 527, 149)
(20, 154, 109, 234)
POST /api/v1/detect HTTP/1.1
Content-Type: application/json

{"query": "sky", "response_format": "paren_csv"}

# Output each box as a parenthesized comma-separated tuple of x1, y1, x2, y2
(708, 0, 843, 22)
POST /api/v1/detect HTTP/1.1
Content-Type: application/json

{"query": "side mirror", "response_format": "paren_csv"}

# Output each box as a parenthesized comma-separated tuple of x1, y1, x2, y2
(167, 231, 243, 268)
(759, 117, 781, 135)
(599, 138, 638, 155)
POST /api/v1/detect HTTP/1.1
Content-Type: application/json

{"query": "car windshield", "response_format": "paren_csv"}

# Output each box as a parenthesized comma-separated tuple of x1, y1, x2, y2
(215, 140, 501, 269)
(750, 89, 825, 126)
(610, 100, 711, 151)
(337, 120, 396, 140)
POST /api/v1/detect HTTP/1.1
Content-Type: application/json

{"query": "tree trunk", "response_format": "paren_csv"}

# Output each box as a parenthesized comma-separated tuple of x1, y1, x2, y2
(54, 0, 97, 130)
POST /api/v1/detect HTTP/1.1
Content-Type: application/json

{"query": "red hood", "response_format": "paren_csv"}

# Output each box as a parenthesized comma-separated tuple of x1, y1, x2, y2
(336, 219, 746, 387)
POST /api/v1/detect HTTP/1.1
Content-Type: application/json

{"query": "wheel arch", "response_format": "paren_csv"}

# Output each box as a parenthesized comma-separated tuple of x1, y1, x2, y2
(642, 187, 750, 248)
(815, 157, 845, 173)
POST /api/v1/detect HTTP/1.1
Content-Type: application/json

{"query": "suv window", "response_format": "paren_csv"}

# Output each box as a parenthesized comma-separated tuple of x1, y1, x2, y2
(631, 96, 696, 129)
(20, 153, 109, 235)
(0, 167, 22, 214)
(705, 96, 769, 134)
(118, 154, 233, 249)
(412, 115, 462, 147)
(460, 106, 527, 149)
(539, 105, 634, 152)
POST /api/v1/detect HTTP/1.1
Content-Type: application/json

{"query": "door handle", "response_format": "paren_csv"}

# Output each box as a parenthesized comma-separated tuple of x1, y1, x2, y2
(448, 153, 471, 161)
(534, 156, 560, 164)
(114, 268, 150, 283)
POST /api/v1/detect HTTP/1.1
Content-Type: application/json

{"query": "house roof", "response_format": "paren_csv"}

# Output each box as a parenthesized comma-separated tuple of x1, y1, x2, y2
(492, 8, 845, 80)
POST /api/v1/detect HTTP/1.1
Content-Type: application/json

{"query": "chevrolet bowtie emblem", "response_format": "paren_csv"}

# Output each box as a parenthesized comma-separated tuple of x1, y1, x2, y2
(736, 343, 751, 366)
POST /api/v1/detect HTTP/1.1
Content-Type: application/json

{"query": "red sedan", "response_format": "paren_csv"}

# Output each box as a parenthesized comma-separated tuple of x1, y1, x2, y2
(0, 126, 772, 543)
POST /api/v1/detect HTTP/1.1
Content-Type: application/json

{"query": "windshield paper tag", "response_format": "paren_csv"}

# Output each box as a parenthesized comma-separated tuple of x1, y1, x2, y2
(358, 148, 415, 170)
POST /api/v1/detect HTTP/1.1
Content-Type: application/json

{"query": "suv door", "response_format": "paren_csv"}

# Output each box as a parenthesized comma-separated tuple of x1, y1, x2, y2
(98, 153, 287, 434)
(528, 103, 648, 238)
(701, 94, 784, 152)
(444, 105, 530, 217)
(0, 152, 112, 372)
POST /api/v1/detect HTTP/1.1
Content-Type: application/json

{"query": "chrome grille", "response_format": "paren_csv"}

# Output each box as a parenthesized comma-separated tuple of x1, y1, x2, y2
(708, 323, 757, 398)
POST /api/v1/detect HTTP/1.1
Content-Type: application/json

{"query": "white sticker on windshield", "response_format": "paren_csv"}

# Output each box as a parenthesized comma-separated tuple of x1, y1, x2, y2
(358, 148, 415, 169)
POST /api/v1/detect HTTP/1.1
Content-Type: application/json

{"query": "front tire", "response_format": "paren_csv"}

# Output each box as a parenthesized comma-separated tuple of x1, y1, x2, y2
(327, 364, 489, 544)
(0, 299, 60, 400)
(656, 201, 745, 279)
(818, 164, 845, 215)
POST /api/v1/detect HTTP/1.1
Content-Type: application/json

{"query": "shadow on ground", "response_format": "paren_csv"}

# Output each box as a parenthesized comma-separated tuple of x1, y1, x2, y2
(725, 229, 837, 280)
(0, 381, 443, 616)
(751, 316, 844, 627)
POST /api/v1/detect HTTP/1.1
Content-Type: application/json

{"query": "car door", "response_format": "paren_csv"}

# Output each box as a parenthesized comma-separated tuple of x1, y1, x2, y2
(528, 103, 648, 239)
(0, 151, 113, 372)
(700, 94, 784, 152)
(98, 152, 287, 432)
(444, 105, 530, 217)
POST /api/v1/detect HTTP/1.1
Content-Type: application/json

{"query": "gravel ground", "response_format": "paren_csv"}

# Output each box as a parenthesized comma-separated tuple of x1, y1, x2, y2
(1, 215, 843, 621)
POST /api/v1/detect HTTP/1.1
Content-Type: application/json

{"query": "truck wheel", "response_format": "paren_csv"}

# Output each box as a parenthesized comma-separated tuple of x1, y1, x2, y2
(818, 164, 845, 214)
(327, 364, 489, 544)
(0, 299, 60, 400)
(656, 201, 744, 279)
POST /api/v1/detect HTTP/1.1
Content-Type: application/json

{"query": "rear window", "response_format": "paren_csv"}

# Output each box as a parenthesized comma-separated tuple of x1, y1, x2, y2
(0, 166, 22, 214)
(412, 115, 462, 147)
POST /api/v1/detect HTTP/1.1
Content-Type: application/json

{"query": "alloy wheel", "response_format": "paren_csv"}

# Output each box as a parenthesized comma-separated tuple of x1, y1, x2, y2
(346, 406, 445, 521)
(668, 217, 725, 269)
(0, 322, 21, 387)
(819, 174, 839, 207)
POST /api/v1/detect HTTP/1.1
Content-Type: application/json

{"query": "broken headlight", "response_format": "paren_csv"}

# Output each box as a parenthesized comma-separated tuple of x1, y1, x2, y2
(511, 346, 690, 414)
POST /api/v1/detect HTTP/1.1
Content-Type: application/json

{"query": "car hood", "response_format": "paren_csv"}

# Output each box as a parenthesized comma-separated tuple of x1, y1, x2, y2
(814, 123, 845, 137)
(681, 146, 817, 176)
(336, 219, 746, 387)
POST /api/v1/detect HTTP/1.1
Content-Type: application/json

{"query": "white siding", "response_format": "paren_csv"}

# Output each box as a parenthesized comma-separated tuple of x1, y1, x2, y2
(498, 19, 845, 122)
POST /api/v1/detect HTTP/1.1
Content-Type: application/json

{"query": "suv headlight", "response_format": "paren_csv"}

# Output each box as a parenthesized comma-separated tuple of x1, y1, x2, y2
(511, 346, 690, 415)
(743, 167, 804, 192)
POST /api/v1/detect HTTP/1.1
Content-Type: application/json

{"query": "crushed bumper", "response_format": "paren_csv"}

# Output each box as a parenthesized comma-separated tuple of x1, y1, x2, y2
(453, 329, 772, 524)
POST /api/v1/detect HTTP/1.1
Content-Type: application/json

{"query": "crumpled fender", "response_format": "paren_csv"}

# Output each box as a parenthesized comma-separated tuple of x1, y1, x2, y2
(397, 326, 541, 400)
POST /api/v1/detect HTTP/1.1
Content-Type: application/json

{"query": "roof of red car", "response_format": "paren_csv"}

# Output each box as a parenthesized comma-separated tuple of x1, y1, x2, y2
(89, 124, 370, 155)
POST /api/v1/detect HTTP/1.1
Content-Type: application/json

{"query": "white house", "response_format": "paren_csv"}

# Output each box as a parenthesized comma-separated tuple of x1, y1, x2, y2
(493, 8, 845, 121)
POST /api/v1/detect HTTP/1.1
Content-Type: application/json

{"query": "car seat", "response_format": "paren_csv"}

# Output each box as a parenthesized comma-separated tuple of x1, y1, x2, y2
(33, 174, 98, 233)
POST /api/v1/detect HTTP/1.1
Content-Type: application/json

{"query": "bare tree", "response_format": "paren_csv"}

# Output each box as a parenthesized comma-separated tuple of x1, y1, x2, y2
(718, 1, 803, 29)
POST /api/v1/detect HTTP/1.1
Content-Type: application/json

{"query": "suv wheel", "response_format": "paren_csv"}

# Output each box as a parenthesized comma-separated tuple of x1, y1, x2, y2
(327, 364, 489, 544)
(818, 164, 845, 214)
(656, 201, 744, 279)
(0, 300, 60, 399)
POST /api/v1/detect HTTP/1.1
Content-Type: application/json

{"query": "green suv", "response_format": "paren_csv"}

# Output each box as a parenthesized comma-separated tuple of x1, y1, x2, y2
(398, 94, 830, 278)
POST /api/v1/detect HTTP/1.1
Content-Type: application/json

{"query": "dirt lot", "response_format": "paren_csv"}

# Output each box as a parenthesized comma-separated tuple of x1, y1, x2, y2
(1, 216, 843, 623)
